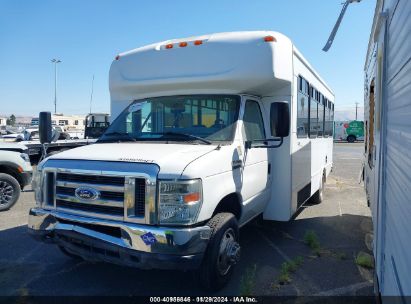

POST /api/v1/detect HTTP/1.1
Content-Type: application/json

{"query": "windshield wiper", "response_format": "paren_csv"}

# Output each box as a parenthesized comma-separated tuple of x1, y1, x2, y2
(161, 132, 212, 145)
(98, 132, 136, 142)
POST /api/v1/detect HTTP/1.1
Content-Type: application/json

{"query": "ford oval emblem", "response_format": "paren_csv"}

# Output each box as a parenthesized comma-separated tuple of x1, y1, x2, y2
(75, 187, 100, 201)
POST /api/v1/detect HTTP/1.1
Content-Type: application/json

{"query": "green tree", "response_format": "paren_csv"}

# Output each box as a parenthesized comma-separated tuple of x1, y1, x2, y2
(7, 114, 16, 126)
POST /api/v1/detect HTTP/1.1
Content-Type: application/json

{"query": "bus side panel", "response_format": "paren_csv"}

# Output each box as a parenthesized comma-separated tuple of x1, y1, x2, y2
(291, 55, 335, 214)
(311, 137, 333, 195)
(262, 95, 292, 222)
(263, 136, 292, 221)
(291, 137, 311, 212)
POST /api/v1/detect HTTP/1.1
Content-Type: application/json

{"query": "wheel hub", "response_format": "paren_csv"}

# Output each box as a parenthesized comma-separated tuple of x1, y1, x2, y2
(217, 228, 240, 275)
(0, 181, 13, 205)
(226, 241, 241, 264)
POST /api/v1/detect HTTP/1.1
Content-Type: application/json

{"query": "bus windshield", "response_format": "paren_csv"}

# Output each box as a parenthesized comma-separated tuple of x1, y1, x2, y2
(99, 95, 240, 144)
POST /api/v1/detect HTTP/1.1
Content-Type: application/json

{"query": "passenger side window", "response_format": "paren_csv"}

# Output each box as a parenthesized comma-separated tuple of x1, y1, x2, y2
(317, 96, 325, 137)
(297, 76, 309, 138)
(243, 100, 265, 141)
(309, 89, 318, 138)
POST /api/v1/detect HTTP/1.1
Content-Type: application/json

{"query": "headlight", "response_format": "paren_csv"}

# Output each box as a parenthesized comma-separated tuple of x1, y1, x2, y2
(158, 179, 202, 225)
(32, 160, 46, 206)
(20, 153, 30, 162)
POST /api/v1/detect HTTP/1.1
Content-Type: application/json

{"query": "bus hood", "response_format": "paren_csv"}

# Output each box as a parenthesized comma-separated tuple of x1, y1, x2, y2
(47, 143, 218, 178)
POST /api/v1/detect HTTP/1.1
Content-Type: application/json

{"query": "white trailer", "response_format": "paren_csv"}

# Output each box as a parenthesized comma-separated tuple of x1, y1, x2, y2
(364, 0, 411, 298)
(28, 31, 334, 290)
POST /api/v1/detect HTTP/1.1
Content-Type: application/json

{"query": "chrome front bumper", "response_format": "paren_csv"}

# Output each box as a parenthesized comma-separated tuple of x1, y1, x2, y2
(28, 208, 212, 270)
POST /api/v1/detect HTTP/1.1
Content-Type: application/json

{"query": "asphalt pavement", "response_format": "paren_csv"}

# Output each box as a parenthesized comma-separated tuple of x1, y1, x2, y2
(0, 142, 373, 296)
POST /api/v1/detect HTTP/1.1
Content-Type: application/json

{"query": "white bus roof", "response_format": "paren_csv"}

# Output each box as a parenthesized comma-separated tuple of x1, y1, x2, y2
(109, 31, 333, 101)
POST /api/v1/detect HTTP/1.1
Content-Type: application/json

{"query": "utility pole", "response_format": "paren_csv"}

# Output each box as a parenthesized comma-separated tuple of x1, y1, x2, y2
(89, 74, 95, 114)
(355, 102, 359, 120)
(51, 59, 62, 114)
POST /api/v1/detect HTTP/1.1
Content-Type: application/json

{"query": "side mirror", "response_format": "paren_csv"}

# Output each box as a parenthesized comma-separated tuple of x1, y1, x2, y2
(39, 112, 52, 144)
(270, 102, 290, 138)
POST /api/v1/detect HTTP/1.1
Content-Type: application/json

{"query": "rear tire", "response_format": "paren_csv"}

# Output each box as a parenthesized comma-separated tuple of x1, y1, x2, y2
(347, 135, 356, 143)
(0, 173, 21, 211)
(312, 172, 326, 204)
(199, 213, 240, 291)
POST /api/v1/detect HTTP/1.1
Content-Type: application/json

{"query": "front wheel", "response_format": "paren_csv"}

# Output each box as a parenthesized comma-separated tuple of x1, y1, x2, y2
(199, 213, 240, 291)
(0, 173, 21, 211)
(347, 135, 356, 143)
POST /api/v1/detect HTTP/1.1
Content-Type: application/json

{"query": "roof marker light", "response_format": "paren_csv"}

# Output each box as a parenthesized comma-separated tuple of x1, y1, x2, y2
(194, 40, 203, 46)
(264, 36, 276, 42)
(179, 42, 188, 47)
(115, 55, 120, 60)
(165, 43, 174, 49)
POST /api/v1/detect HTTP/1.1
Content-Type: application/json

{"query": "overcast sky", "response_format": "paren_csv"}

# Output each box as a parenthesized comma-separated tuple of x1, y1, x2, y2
(0, 0, 375, 118)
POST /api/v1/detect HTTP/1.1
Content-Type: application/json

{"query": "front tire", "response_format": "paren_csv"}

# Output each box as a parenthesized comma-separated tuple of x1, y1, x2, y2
(0, 173, 21, 211)
(199, 213, 240, 291)
(347, 135, 356, 143)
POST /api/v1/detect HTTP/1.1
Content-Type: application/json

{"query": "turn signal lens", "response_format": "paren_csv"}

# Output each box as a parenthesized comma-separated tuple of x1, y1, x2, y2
(183, 192, 200, 204)
(165, 43, 173, 49)
(179, 42, 188, 47)
(194, 40, 203, 45)
(263, 35, 276, 42)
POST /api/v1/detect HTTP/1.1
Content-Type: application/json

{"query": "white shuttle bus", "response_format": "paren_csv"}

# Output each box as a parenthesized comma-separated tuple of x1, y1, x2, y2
(29, 31, 334, 290)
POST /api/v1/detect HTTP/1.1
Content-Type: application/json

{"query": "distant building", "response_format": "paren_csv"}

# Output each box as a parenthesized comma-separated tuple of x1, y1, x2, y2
(0, 117, 7, 126)
(15, 116, 34, 128)
(31, 114, 86, 130)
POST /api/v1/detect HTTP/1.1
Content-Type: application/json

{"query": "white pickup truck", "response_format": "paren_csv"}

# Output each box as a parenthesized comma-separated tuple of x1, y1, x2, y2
(28, 31, 334, 290)
(0, 143, 33, 211)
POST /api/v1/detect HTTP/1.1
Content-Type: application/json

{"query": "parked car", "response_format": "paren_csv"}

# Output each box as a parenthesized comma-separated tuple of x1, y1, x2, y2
(84, 113, 110, 139)
(0, 130, 25, 141)
(0, 147, 33, 211)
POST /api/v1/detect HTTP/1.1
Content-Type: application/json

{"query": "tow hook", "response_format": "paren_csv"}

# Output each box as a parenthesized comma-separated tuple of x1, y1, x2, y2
(227, 241, 241, 264)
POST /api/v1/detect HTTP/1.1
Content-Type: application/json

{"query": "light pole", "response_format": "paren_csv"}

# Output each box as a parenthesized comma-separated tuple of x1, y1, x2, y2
(322, 0, 363, 52)
(51, 59, 61, 114)
(89, 74, 95, 114)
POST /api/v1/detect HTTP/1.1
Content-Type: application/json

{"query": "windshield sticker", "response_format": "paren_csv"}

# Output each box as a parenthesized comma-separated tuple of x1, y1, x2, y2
(141, 232, 157, 246)
(128, 101, 147, 113)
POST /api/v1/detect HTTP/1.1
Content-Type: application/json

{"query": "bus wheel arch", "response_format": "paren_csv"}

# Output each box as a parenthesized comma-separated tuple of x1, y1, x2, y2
(212, 193, 242, 221)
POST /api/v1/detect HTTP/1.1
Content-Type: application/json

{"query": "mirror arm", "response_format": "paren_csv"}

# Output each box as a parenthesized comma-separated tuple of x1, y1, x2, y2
(246, 137, 284, 149)
(245, 141, 252, 149)
(254, 138, 284, 148)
